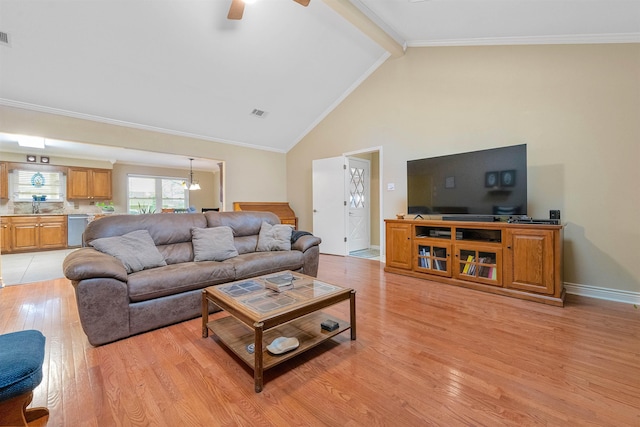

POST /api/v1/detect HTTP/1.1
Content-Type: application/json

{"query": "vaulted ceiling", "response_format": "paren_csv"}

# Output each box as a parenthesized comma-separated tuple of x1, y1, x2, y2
(1, 0, 638, 163)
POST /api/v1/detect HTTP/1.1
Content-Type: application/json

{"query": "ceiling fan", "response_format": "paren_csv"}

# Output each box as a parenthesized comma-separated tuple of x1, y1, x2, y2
(228, 0, 310, 20)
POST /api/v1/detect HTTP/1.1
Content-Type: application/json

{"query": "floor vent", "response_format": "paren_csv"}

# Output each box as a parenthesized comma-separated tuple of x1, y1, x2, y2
(0, 31, 10, 46)
(250, 108, 267, 118)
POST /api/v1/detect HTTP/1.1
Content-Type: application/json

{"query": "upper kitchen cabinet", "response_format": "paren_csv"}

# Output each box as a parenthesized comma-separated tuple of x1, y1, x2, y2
(0, 162, 8, 199)
(67, 167, 112, 200)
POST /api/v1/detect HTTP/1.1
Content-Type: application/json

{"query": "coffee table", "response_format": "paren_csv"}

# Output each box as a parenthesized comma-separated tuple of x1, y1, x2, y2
(202, 271, 356, 392)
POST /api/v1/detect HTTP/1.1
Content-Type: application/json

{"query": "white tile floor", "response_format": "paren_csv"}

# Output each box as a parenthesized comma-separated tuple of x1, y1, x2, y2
(1, 249, 77, 286)
(349, 248, 380, 261)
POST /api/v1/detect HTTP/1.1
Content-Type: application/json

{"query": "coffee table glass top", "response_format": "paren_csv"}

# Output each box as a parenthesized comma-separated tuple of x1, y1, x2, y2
(214, 271, 345, 315)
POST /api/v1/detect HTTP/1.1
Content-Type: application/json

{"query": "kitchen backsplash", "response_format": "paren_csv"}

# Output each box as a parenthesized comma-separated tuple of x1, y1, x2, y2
(12, 201, 66, 215)
(0, 200, 107, 216)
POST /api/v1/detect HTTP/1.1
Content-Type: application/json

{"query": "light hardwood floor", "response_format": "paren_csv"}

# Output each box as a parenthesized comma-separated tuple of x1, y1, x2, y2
(0, 255, 638, 426)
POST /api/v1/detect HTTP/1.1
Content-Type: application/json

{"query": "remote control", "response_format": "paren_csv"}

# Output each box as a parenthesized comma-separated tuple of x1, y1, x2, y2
(321, 319, 339, 332)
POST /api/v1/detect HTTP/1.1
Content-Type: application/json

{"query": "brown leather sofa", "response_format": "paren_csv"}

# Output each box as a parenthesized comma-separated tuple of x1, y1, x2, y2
(63, 211, 321, 346)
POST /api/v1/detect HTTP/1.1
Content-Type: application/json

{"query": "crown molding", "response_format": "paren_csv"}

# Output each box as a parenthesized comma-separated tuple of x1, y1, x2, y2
(408, 32, 640, 47)
(0, 99, 287, 154)
(288, 51, 390, 152)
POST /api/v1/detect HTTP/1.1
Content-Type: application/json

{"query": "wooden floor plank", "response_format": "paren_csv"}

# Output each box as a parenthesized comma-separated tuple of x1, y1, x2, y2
(0, 255, 638, 426)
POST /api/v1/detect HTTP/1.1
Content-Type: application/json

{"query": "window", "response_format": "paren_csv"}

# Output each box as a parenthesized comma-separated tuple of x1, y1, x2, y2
(128, 175, 188, 213)
(14, 169, 65, 201)
(349, 166, 366, 208)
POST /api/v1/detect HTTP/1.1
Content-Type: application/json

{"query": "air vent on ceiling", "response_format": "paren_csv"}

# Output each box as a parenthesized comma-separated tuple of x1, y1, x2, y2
(250, 108, 268, 118)
(0, 31, 10, 46)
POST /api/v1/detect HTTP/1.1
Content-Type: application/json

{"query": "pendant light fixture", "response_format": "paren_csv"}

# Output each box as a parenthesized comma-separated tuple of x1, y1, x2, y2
(185, 158, 200, 191)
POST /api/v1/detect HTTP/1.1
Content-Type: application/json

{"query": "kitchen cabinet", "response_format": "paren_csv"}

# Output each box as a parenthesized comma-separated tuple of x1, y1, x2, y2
(0, 162, 7, 199)
(9, 215, 67, 252)
(67, 167, 112, 200)
(0, 217, 10, 253)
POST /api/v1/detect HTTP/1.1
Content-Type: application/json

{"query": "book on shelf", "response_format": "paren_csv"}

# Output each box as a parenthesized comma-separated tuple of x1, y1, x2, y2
(418, 247, 431, 268)
(477, 257, 487, 277)
(462, 255, 474, 275)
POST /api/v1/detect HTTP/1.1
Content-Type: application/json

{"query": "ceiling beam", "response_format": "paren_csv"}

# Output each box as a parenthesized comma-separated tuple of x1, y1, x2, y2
(322, 0, 406, 58)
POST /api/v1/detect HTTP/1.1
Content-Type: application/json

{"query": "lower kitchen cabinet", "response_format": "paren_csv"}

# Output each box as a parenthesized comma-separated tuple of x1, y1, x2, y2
(0, 217, 10, 253)
(5, 215, 67, 253)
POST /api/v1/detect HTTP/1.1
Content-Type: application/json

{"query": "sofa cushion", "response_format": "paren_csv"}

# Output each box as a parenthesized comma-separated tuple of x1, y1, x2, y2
(89, 230, 167, 273)
(157, 242, 195, 265)
(256, 222, 293, 252)
(233, 235, 259, 255)
(127, 262, 236, 302)
(205, 211, 280, 236)
(191, 226, 239, 262)
(229, 251, 304, 280)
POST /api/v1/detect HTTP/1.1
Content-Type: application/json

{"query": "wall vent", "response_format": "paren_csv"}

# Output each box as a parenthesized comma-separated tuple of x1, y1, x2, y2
(250, 108, 268, 118)
(0, 31, 10, 46)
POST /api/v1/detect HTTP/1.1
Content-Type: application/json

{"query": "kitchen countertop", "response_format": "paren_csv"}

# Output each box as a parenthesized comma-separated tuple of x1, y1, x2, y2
(1, 213, 94, 217)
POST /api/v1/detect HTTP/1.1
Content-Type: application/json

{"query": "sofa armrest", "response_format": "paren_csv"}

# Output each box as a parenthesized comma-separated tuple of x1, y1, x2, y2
(63, 247, 128, 282)
(73, 277, 130, 346)
(292, 234, 321, 253)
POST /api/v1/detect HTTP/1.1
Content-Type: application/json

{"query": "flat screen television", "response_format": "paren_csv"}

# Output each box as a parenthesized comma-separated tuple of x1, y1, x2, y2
(407, 144, 527, 220)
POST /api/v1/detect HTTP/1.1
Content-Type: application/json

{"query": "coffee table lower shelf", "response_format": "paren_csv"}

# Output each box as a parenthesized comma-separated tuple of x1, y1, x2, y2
(207, 311, 350, 371)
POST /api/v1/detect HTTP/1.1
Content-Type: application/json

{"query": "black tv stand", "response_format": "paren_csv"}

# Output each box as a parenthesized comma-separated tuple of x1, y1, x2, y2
(442, 215, 497, 222)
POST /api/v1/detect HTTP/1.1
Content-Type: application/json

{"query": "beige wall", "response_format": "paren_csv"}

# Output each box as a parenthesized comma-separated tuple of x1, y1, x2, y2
(287, 44, 640, 293)
(0, 105, 289, 211)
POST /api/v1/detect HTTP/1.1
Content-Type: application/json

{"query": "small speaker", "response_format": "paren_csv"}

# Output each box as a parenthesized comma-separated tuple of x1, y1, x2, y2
(550, 210, 561, 220)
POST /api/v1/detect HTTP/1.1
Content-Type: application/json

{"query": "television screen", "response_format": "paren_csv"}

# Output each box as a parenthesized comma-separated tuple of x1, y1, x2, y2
(407, 144, 527, 218)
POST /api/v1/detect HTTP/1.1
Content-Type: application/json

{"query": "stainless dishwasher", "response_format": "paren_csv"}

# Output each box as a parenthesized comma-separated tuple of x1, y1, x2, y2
(67, 214, 89, 247)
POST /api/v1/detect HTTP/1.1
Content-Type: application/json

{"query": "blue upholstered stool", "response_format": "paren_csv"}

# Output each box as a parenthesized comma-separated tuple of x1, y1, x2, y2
(0, 330, 49, 427)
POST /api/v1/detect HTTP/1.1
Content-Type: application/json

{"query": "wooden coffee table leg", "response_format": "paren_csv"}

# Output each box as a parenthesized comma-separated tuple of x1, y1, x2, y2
(350, 290, 357, 340)
(202, 291, 209, 338)
(254, 321, 264, 393)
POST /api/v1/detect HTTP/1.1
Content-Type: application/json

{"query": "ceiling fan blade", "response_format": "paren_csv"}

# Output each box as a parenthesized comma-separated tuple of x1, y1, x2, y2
(293, 0, 311, 6)
(227, 0, 245, 20)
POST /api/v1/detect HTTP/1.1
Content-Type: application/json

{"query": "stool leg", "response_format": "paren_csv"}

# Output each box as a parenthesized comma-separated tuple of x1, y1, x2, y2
(0, 391, 49, 427)
(24, 406, 49, 426)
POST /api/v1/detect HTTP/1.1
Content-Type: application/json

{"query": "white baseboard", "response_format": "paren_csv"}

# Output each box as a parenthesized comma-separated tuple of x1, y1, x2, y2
(375, 256, 636, 305)
(564, 282, 640, 305)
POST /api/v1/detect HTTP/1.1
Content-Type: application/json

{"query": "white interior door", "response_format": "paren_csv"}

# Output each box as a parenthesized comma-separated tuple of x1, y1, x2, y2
(348, 157, 370, 253)
(312, 157, 348, 256)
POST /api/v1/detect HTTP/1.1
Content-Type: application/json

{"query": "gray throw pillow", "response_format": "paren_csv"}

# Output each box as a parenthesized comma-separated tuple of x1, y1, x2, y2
(89, 229, 167, 273)
(191, 226, 239, 261)
(256, 222, 293, 252)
